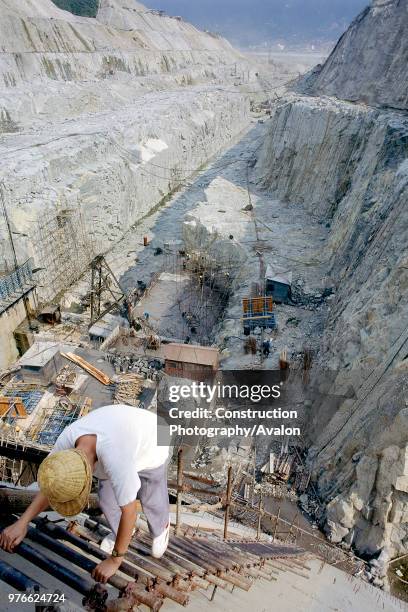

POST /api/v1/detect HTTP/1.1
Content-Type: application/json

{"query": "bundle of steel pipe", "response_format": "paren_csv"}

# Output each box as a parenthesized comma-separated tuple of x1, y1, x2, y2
(225, 540, 304, 559)
(0, 559, 85, 611)
(0, 523, 166, 611)
(130, 529, 226, 590)
(84, 518, 182, 583)
(157, 534, 252, 591)
(0, 513, 310, 611)
(33, 519, 189, 607)
(187, 536, 274, 581)
(132, 531, 212, 590)
(2, 538, 94, 596)
(78, 519, 226, 598)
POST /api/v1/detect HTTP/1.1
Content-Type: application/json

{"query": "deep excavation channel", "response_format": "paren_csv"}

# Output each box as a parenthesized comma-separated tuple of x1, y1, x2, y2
(0, 0, 407, 610)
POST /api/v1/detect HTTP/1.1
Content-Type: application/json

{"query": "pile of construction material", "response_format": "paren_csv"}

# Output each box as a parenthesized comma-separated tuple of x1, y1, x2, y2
(298, 493, 322, 519)
(54, 365, 78, 396)
(106, 353, 163, 380)
(113, 374, 144, 407)
(258, 481, 298, 501)
(260, 450, 294, 483)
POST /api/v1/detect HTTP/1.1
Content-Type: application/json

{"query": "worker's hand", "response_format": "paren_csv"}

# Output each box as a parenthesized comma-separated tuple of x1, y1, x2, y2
(0, 519, 28, 552)
(92, 557, 122, 584)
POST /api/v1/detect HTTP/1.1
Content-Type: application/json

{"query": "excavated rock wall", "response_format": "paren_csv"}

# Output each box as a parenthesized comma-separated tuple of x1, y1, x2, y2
(1, 90, 249, 302)
(0, 0, 241, 88)
(256, 95, 408, 560)
(0, 0, 251, 302)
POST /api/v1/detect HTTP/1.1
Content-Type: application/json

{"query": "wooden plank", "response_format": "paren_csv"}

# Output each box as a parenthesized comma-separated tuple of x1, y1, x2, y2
(0, 397, 27, 418)
(240, 314, 275, 321)
(61, 353, 112, 386)
(15, 399, 27, 418)
(0, 398, 10, 417)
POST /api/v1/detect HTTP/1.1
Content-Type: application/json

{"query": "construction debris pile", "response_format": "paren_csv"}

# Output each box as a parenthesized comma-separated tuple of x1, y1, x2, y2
(106, 353, 163, 380)
(113, 374, 144, 407)
(55, 366, 78, 396)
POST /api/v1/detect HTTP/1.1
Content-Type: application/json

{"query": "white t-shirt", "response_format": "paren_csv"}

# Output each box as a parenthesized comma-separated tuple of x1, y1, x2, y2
(53, 404, 169, 507)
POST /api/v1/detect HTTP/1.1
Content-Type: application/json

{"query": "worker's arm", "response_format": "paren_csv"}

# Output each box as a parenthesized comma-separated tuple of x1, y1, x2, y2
(92, 499, 138, 583)
(0, 491, 49, 552)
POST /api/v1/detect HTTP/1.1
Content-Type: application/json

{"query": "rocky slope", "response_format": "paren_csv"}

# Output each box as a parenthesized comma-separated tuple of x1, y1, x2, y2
(0, 0, 242, 87)
(0, 0, 258, 301)
(255, 0, 408, 571)
(303, 0, 408, 111)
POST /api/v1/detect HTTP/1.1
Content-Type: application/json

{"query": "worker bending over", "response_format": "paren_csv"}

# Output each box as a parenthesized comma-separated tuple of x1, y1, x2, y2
(0, 404, 170, 583)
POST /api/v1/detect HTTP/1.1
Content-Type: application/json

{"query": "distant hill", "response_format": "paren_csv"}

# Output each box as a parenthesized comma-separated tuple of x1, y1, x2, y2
(51, 0, 98, 17)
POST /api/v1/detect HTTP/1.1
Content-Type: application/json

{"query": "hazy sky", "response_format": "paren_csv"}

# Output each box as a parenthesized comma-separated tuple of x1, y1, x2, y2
(148, 0, 369, 48)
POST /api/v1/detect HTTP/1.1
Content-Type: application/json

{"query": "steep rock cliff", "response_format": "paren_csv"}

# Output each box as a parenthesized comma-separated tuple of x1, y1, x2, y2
(256, 94, 408, 559)
(303, 0, 408, 111)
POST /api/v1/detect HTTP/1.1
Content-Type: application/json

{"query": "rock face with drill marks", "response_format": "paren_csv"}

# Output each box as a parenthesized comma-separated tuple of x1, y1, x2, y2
(0, 0, 243, 86)
(256, 1, 408, 567)
(0, 0, 252, 302)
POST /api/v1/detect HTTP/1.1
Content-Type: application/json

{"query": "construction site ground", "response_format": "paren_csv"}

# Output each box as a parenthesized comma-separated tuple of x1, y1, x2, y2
(0, 86, 394, 612)
(34, 112, 337, 564)
(62, 116, 329, 368)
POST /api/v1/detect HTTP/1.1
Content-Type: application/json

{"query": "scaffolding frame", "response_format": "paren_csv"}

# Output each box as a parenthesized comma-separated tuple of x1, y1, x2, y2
(89, 254, 126, 327)
(30, 206, 95, 303)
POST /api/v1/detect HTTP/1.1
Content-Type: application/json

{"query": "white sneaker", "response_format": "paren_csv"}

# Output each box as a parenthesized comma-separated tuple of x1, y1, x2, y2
(151, 521, 170, 559)
(100, 533, 115, 554)
(100, 526, 137, 555)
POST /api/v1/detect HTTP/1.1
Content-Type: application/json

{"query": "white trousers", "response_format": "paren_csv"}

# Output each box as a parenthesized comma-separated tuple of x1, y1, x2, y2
(98, 462, 169, 538)
(98, 479, 122, 535)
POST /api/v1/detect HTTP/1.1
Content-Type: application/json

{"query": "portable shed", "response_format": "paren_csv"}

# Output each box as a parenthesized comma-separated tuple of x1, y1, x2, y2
(265, 265, 293, 303)
(164, 343, 219, 381)
(18, 341, 69, 385)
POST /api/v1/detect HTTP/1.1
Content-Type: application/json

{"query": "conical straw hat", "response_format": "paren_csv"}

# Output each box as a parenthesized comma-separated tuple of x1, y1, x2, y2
(38, 449, 92, 517)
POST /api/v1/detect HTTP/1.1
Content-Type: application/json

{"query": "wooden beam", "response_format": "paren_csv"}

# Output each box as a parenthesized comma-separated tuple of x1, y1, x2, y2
(61, 353, 111, 386)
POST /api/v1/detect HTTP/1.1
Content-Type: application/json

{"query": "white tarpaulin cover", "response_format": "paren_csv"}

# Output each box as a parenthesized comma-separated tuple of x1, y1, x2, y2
(265, 264, 292, 286)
